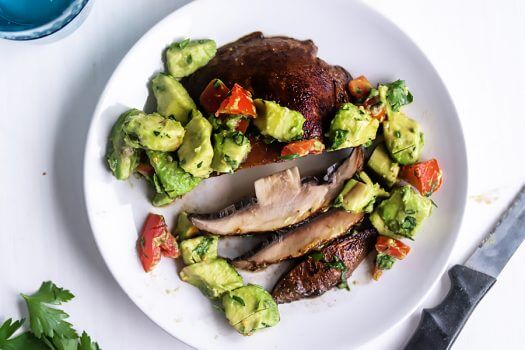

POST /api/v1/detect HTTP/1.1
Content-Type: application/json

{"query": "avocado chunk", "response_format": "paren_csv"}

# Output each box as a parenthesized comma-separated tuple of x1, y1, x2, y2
(367, 144, 400, 187)
(211, 130, 251, 173)
(175, 211, 200, 240)
(147, 151, 202, 201)
(151, 192, 175, 207)
(177, 114, 214, 178)
(180, 235, 218, 265)
(166, 39, 217, 78)
(179, 258, 243, 299)
(328, 103, 380, 150)
(152, 73, 197, 125)
(383, 111, 424, 165)
(370, 185, 432, 239)
(123, 112, 185, 152)
(334, 172, 388, 213)
(222, 284, 280, 336)
(106, 109, 141, 180)
(253, 99, 305, 142)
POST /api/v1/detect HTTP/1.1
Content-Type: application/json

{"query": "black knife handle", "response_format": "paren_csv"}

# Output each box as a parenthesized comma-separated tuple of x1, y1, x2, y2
(405, 264, 496, 350)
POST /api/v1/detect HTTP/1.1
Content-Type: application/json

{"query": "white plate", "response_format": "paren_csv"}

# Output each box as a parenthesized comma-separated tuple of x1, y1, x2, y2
(83, 0, 467, 348)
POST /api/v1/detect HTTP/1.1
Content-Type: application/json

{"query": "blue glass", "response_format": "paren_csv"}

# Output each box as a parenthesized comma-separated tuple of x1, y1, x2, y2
(0, 0, 89, 40)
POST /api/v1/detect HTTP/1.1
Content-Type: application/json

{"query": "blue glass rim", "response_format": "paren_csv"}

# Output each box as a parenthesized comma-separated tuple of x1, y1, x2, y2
(0, 0, 90, 41)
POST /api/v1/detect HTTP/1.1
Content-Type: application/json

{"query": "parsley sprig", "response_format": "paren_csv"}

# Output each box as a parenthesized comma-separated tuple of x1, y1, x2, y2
(0, 281, 100, 350)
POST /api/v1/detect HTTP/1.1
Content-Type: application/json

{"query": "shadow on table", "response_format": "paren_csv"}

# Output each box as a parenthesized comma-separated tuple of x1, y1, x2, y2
(51, 0, 192, 348)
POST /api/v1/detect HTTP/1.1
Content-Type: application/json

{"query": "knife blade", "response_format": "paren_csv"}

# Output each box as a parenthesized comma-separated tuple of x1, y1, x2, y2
(406, 185, 525, 350)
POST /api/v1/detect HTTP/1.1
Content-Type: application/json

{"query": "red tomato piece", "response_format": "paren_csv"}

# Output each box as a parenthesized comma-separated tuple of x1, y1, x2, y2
(137, 213, 179, 272)
(372, 266, 383, 281)
(160, 232, 179, 258)
(375, 235, 411, 260)
(348, 75, 373, 101)
(363, 95, 386, 121)
(280, 139, 325, 158)
(199, 79, 230, 114)
(400, 159, 443, 196)
(136, 163, 154, 177)
(215, 83, 256, 117)
(235, 118, 250, 134)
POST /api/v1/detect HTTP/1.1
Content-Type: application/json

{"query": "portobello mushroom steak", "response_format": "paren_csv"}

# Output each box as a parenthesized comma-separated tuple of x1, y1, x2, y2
(182, 32, 352, 165)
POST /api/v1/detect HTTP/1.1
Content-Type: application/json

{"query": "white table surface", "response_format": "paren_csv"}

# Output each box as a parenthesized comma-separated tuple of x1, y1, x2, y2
(1, 0, 524, 348)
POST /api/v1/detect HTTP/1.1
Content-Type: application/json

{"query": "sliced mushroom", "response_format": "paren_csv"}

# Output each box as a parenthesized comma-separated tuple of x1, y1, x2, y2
(272, 228, 378, 304)
(233, 209, 364, 271)
(190, 147, 364, 235)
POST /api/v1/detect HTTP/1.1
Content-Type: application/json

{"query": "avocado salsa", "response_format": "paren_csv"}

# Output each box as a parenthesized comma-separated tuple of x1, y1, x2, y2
(109, 36, 444, 336)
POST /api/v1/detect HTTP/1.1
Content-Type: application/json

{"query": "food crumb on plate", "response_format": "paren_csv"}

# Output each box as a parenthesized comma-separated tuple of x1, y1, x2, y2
(470, 189, 499, 205)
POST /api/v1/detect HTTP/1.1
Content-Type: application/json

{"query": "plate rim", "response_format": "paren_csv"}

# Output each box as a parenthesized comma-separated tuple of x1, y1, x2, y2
(82, 0, 469, 348)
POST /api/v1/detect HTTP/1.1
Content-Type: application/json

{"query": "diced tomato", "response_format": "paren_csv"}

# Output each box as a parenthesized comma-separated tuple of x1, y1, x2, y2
(348, 76, 373, 101)
(372, 266, 383, 281)
(235, 118, 250, 133)
(160, 232, 179, 258)
(215, 83, 256, 117)
(199, 79, 230, 114)
(400, 159, 443, 196)
(136, 163, 154, 177)
(281, 139, 325, 158)
(137, 213, 179, 272)
(363, 95, 386, 121)
(375, 235, 411, 260)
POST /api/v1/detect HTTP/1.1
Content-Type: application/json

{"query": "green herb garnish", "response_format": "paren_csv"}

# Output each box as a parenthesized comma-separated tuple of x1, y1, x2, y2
(175, 38, 190, 49)
(385, 80, 413, 112)
(376, 253, 396, 270)
(223, 154, 238, 168)
(401, 216, 417, 231)
(231, 295, 245, 306)
(231, 131, 245, 146)
(331, 129, 349, 149)
(192, 236, 213, 259)
(281, 154, 300, 160)
(323, 256, 348, 272)
(21, 281, 77, 339)
(309, 251, 324, 261)
(0, 282, 101, 349)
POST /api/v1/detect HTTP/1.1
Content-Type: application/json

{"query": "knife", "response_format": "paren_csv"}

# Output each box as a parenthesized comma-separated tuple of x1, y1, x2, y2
(405, 186, 525, 350)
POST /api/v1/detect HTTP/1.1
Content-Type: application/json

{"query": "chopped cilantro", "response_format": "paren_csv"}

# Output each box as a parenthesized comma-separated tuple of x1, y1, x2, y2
(331, 129, 349, 149)
(175, 38, 190, 49)
(231, 295, 245, 306)
(309, 251, 324, 261)
(281, 154, 300, 160)
(192, 236, 213, 259)
(376, 253, 396, 270)
(223, 154, 238, 168)
(385, 80, 413, 112)
(323, 256, 347, 272)
(231, 131, 245, 146)
(401, 216, 417, 231)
